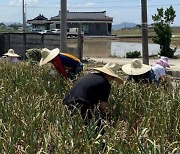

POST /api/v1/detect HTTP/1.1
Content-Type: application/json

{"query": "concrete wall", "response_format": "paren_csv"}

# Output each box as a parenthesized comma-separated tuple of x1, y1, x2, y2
(0, 33, 80, 58)
(0, 34, 4, 54)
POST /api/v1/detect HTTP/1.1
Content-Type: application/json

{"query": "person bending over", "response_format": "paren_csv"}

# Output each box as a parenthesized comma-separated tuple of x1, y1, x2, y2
(122, 59, 155, 84)
(3, 49, 20, 63)
(63, 63, 123, 123)
(152, 56, 173, 87)
(39, 48, 83, 79)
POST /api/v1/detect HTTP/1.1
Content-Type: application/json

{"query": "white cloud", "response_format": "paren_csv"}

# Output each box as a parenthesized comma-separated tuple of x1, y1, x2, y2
(69, 2, 95, 8)
(8, 0, 38, 6)
(84, 3, 94, 7)
(25, 0, 38, 5)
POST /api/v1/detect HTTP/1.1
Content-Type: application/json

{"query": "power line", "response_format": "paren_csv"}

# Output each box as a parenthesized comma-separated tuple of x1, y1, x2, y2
(69, 0, 176, 4)
(69, 4, 180, 9)
(69, 0, 137, 4)
(0, 3, 180, 9)
(69, 0, 152, 3)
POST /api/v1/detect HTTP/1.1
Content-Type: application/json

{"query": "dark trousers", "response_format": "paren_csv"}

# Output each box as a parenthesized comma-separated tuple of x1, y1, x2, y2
(66, 100, 94, 121)
(65, 100, 105, 134)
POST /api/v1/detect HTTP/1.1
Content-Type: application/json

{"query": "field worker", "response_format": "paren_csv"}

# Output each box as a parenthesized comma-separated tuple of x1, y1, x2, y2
(152, 56, 172, 86)
(25, 48, 42, 65)
(39, 48, 83, 79)
(3, 49, 20, 63)
(122, 59, 155, 84)
(63, 62, 123, 123)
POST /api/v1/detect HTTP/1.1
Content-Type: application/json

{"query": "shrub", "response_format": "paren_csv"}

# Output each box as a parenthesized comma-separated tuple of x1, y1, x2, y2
(126, 50, 141, 58)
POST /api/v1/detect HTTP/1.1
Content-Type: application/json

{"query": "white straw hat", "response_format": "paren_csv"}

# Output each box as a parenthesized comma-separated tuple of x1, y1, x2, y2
(4, 49, 20, 57)
(39, 48, 59, 66)
(122, 59, 151, 75)
(92, 62, 123, 84)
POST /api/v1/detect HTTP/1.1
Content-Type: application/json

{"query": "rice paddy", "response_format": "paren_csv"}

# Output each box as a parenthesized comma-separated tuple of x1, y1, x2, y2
(0, 61, 179, 153)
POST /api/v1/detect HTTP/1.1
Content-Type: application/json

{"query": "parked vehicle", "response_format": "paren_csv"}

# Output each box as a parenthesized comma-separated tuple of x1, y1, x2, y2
(50, 29, 61, 34)
(67, 28, 84, 37)
(38, 30, 51, 34)
(31, 29, 42, 33)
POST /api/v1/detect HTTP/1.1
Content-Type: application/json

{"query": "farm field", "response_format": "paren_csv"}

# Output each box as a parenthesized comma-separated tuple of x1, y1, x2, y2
(0, 62, 179, 153)
(112, 28, 180, 48)
(112, 27, 180, 37)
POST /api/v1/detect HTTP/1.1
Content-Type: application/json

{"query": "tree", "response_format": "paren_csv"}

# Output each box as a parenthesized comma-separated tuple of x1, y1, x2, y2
(135, 24, 141, 29)
(152, 5, 176, 58)
(9, 23, 22, 30)
(0, 22, 5, 27)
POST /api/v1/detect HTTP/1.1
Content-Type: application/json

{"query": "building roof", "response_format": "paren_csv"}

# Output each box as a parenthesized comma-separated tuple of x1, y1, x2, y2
(27, 14, 52, 24)
(50, 11, 113, 22)
(27, 11, 113, 25)
(29, 14, 48, 21)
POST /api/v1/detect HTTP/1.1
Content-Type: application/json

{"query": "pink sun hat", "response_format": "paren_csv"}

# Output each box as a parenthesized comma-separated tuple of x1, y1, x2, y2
(160, 56, 169, 63)
(153, 56, 170, 68)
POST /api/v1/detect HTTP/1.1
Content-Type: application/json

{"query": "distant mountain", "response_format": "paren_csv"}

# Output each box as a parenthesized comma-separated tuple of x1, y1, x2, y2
(3, 22, 22, 26)
(112, 22, 137, 30)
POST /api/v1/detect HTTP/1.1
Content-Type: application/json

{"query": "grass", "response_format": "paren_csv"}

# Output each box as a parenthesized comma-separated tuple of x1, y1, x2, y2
(112, 28, 180, 47)
(112, 28, 156, 37)
(112, 27, 180, 37)
(0, 27, 20, 33)
(0, 62, 179, 153)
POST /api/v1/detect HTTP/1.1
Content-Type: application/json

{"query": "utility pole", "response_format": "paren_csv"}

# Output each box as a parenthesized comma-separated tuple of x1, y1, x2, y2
(60, 0, 67, 52)
(78, 23, 83, 61)
(25, 3, 27, 26)
(141, 0, 149, 64)
(22, 0, 26, 32)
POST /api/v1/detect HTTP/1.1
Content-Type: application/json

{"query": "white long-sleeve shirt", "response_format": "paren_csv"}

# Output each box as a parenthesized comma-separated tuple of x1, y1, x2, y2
(152, 64, 166, 81)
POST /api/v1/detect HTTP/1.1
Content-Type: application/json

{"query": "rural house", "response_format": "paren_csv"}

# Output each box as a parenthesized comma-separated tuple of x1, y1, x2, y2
(28, 11, 113, 35)
(27, 14, 52, 30)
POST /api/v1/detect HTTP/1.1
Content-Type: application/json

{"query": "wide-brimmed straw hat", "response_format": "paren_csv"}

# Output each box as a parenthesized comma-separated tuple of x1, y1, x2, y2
(122, 59, 151, 75)
(4, 49, 20, 57)
(92, 62, 123, 84)
(39, 48, 59, 66)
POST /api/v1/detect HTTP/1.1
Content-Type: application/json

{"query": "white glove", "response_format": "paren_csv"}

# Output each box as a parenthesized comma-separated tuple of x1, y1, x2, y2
(49, 68, 57, 76)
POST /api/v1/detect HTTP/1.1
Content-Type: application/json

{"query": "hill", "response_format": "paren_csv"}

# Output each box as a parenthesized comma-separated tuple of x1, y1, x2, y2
(112, 22, 137, 30)
(3, 22, 22, 26)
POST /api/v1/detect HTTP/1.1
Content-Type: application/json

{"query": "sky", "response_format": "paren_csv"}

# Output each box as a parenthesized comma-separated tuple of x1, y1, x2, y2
(0, 0, 180, 26)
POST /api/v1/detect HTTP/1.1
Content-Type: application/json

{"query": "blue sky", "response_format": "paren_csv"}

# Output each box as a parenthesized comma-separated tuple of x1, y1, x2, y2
(0, 0, 180, 25)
